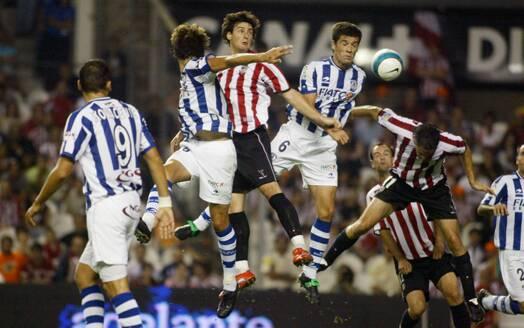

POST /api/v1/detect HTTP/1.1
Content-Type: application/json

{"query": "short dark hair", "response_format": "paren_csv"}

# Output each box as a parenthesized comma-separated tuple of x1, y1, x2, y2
(369, 143, 394, 161)
(171, 23, 210, 60)
(78, 59, 111, 93)
(221, 11, 261, 44)
(414, 124, 441, 151)
(332, 22, 362, 43)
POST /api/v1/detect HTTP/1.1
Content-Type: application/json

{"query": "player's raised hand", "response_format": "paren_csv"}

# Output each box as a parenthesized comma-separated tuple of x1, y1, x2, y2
(156, 207, 176, 239)
(25, 202, 44, 227)
(470, 181, 495, 195)
(262, 45, 293, 64)
(318, 116, 342, 129)
(170, 131, 184, 152)
(326, 128, 350, 145)
(492, 203, 508, 216)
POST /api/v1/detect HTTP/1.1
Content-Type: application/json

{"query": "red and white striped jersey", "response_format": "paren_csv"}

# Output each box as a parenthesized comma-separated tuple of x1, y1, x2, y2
(369, 185, 435, 260)
(377, 108, 466, 190)
(217, 62, 290, 133)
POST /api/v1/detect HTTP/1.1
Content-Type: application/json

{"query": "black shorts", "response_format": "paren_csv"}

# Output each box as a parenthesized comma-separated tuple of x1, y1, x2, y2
(398, 254, 455, 301)
(232, 126, 277, 193)
(374, 175, 458, 220)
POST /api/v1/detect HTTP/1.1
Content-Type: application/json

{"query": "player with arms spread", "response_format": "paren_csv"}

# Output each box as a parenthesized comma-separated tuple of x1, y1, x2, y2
(369, 143, 471, 328)
(321, 105, 493, 322)
(25, 59, 175, 327)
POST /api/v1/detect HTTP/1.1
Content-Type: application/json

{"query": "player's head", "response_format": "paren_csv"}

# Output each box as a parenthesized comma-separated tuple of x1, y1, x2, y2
(516, 144, 524, 171)
(369, 143, 394, 173)
(413, 124, 440, 160)
(1, 236, 13, 254)
(222, 11, 260, 52)
(170, 23, 210, 60)
(331, 22, 362, 68)
(77, 59, 112, 94)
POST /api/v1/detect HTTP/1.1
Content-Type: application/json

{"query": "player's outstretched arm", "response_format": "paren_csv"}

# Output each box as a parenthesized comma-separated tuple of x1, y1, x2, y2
(281, 89, 341, 129)
(349, 105, 383, 120)
(477, 204, 508, 217)
(460, 144, 495, 195)
(379, 229, 412, 275)
(25, 157, 75, 226)
(143, 147, 175, 239)
(207, 45, 293, 72)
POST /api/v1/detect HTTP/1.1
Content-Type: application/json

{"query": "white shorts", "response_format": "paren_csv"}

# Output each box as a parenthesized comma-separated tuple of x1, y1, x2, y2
(167, 138, 237, 204)
(79, 191, 141, 279)
(499, 249, 524, 302)
(271, 121, 338, 188)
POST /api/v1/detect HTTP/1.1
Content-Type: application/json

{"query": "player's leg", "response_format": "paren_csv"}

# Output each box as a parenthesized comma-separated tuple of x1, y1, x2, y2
(75, 258, 105, 328)
(137, 150, 193, 241)
(210, 202, 238, 318)
(196, 139, 239, 318)
(479, 249, 524, 315)
(436, 272, 471, 328)
(101, 269, 143, 327)
(434, 218, 483, 321)
(322, 197, 394, 268)
(259, 181, 311, 266)
(400, 291, 427, 328)
(421, 181, 484, 322)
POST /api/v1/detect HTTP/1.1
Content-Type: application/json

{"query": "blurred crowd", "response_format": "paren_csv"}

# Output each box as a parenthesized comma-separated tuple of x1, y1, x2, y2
(1, 5, 523, 328)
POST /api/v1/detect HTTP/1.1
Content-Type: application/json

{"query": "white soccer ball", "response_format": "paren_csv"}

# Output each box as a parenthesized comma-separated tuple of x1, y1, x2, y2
(371, 49, 403, 81)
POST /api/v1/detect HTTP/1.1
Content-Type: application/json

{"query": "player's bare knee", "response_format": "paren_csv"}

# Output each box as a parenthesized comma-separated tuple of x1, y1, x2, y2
(408, 299, 427, 318)
(318, 205, 335, 221)
(443, 287, 463, 306)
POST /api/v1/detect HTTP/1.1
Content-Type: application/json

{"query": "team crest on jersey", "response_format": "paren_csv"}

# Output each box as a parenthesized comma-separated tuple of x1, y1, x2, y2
(239, 65, 248, 75)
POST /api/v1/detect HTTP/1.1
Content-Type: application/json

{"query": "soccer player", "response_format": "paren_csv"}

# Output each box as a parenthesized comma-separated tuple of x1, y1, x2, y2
(137, 23, 293, 318)
(476, 145, 524, 316)
(161, 11, 342, 289)
(368, 144, 471, 328)
(25, 59, 175, 328)
(268, 21, 363, 303)
(321, 105, 493, 322)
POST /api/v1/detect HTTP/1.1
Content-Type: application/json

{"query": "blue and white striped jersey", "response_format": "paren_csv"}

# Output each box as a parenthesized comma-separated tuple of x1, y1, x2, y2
(178, 55, 232, 139)
(481, 171, 524, 251)
(287, 56, 366, 136)
(60, 97, 156, 209)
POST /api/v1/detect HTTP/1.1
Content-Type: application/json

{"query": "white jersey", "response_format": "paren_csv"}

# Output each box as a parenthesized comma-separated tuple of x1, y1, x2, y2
(60, 97, 155, 209)
(481, 172, 524, 251)
(287, 56, 366, 136)
(179, 55, 232, 139)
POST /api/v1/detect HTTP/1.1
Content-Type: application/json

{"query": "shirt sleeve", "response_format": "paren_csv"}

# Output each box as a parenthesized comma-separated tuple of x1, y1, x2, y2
(377, 108, 418, 136)
(298, 63, 317, 94)
(261, 63, 290, 93)
(439, 132, 466, 155)
(185, 54, 215, 83)
(139, 113, 156, 155)
(481, 177, 506, 206)
(59, 112, 91, 162)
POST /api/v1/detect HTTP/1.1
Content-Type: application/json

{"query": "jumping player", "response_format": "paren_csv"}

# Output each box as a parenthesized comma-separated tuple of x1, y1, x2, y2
(321, 105, 493, 322)
(368, 143, 471, 328)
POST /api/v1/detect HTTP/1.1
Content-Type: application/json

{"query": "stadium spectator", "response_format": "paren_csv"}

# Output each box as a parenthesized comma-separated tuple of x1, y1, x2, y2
(0, 235, 27, 283)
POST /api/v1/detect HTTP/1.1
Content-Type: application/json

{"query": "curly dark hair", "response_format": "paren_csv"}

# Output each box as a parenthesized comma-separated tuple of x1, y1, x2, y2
(414, 124, 441, 151)
(221, 11, 261, 44)
(78, 59, 111, 93)
(332, 22, 362, 43)
(170, 23, 210, 60)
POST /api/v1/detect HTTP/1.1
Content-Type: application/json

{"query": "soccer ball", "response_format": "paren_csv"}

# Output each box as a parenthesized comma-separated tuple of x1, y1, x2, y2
(371, 49, 403, 81)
